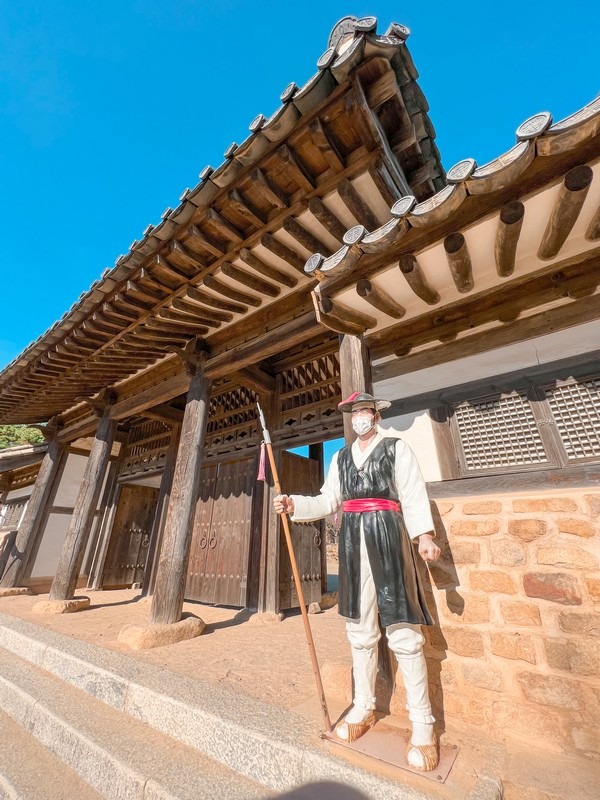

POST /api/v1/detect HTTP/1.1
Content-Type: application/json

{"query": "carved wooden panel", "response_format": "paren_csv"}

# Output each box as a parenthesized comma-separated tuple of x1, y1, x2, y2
(204, 386, 260, 458)
(119, 420, 172, 479)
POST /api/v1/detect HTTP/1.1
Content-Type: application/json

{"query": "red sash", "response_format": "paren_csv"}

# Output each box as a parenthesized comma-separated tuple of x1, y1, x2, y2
(342, 498, 400, 513)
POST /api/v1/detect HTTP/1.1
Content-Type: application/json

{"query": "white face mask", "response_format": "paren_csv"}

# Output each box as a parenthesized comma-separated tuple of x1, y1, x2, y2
(351, 415, 375, 436)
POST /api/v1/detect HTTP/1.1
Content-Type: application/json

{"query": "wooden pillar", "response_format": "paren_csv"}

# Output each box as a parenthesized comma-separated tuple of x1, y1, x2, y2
(309, 441, 327, 595)
(1, 422, 65, 588)
(85, 456, 123, 591)
(256, 386, 280, 614)
(142, 422, 181, 597)
(338, 334, 373, 443)
(150, 349, 211, 625)
(48, 395, 117, 601)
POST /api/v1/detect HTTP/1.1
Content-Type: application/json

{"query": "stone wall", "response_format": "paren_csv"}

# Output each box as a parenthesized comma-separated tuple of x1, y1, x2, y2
(415, 489, 600, 759)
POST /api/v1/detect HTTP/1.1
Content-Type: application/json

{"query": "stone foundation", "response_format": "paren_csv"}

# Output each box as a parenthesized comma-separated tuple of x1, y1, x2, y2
(422, 488, 600, 759)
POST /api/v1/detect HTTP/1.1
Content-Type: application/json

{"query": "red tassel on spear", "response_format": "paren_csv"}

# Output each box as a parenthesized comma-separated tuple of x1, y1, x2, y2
(256, 402, 332, 735)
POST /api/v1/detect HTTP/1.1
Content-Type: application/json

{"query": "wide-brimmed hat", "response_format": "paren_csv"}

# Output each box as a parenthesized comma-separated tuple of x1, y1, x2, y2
(337, 391, 391, 413)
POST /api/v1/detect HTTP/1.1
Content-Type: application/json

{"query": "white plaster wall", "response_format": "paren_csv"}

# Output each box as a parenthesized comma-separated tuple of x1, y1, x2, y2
(52, 452, 110, 509)
(6, 486, 33, 501)
(31, 512, 71, 577)
(380, 411, 442, 483)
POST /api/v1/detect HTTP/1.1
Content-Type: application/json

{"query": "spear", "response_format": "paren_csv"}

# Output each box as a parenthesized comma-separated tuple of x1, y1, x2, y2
(256, 402, 332, 734)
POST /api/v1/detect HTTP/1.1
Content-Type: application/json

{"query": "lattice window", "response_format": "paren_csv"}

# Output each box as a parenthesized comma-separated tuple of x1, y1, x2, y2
(120, 420, 173, 478)
(454, 392, 550, 471)
(277, 353, 342, 442)
(0, 499, 27, 531)
(442, 372, 600, 477)
(205, 386, 260, 457)
(544, 377, 600, 460)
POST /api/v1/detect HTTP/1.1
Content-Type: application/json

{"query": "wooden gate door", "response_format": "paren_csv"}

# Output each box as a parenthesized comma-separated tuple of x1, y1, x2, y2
(102, 485, 159, 588)
(186, 456, 256, 607)
(279, 451, 323, 610)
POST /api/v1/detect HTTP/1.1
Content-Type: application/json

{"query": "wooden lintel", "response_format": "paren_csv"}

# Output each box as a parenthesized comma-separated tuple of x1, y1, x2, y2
(495, 201, 525, 277)
(398, 254, 441, 305)
(444, 233, 474, 293)
(237, 365, 276, 394)
(277, 144, 316, 193)
(227, 188, 266, 228)
(221, 262, 280, 298)
(239, 248, 297, 288)
(144, 403, 185, 424)
(309, 118, 345, 172)
(356, 279, 405, 319)
(282, 217, 333, 257)
(203, 275, 262, 307)
(110, 371, 191, 421)
(251, 168, 289, 210)
(308, 197, 347, 242)
(260, 232, 306, 272)
(538, 165, 594, 260)
(337, 178, 380, 231)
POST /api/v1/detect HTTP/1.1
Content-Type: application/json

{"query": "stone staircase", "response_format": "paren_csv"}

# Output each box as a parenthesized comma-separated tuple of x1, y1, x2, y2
(0, 612, 501, 800)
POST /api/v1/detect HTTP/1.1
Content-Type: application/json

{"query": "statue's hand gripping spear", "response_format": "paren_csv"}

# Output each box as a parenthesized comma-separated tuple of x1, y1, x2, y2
(256, 403, 332, 734)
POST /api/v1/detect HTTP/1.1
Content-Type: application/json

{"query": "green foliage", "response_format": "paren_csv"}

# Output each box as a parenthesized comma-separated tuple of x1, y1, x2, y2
(0, 425, 45, 449)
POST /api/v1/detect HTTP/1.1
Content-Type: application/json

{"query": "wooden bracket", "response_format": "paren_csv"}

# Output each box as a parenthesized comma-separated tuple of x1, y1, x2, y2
(75, 388, 118, 417)
(27, 415, 64, 441)
(166, 338, 209, 376)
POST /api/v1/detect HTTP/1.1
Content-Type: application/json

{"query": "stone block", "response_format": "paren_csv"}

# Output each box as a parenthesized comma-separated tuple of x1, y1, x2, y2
(443, 626, 485, 658)
(536, 546, 598, 570)
(523, 572, 582, 605)
(490, 538, 526, 566)
(462, 501, 502, 515)
(558, 518, 596, 538)
(585, 578, 600, 601)
(470, 570, 517, 595)
(443, 692, 488, 725)
(500, 601, 542, 627)
(439, 661, 458, 687)
(118, 615, 205, 650)
(545, 638, 600, 677)
(491, 633, 536, 664)
(509, 519, 547, 541)
(450, 520, 499, 537)
(319, 591, 338, 611)
(462, 662, 503, 692)
(492, 700, 565, 746)
(32, 597, 90, 614)
(558, 611, 600, 637)
(0, 587, 33, 597)
(571, 725, 600, 756)
(442, 591, 490, 623)
(517, 671, 582, 709)
(513, 498, 577, 513)
(308, 602, 322, 614)
(448, 541, 480, 564)
(434, 501, 454, 516)
(583, 494, 600, 516)
(247, 612, 284, 624)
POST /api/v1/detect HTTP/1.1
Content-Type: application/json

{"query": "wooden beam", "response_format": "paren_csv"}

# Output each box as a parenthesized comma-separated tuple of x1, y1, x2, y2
(337, 178, 380, 231)
(278, 144, 316, 193)
(398, 254, 440, 305)
(356, 279, 406, 319)
(126, 280, 165, 305)
(227, 188, 266, 228)
(181, 289, 234, 321)
(221, 262, 280, 297)
(184, 286, 246, 314)
(339, 334, 372, 443)
(368, 159, 401, 206)
(143, 404, 185, 424)
(538, 165, 594, 259)
(203, 275, 262, 307)
(146, 316, 213, 334)
(165, 243, 203, 275)
(169, 298, 223, 326)
(186, 224, 227, 259)
(205, 208, 244, 242)
(309, 118, 345, 172)
(282, 217, 333, 257)
(444, 233, 474, 293)
(251, 168, 289, 210)
(260, 233, 306, 272)
(320, 296, 377, 330)
(308, 198, 347, 243)
(238, 248, 297, 288)
(237, 365, 276, 394)
(495, 201, 525, 277)
(586, 204, 600, 241)
(110, 371, 191, 421)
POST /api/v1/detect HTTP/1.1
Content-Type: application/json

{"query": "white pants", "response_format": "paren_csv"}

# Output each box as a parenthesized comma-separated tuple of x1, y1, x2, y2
(345, 529, 435, 724)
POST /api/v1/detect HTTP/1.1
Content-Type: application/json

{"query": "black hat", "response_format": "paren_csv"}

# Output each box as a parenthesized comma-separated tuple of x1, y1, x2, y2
(337, 391, 391, 413)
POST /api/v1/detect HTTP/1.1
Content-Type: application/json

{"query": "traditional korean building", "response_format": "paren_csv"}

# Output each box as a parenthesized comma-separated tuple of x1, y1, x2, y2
(0, 16, 598, 759)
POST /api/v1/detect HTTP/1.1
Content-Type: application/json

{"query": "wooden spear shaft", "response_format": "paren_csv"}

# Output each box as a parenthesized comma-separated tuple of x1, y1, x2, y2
(257, 403, 332, 734)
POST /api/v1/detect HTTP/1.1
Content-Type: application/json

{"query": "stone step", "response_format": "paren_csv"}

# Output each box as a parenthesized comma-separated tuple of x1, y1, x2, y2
(0, 611, 501, 800)
(0, 646, 268, 800)
(0, 707, 104, 800)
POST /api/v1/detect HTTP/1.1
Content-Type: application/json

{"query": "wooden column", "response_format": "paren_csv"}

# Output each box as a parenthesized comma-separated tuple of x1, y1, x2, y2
(150, 349, 211, 625)
(339, 334, 373, 443)
(309, 441, 327, 595)
(142, 422, 181, 597)
(256, 386, 281, 614)
(48, 395, 118, 601)
(1, 423, 65, 588)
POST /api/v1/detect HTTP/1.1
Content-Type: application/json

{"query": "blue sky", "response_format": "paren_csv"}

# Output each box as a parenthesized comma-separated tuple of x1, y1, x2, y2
(1, 0, 598, 376)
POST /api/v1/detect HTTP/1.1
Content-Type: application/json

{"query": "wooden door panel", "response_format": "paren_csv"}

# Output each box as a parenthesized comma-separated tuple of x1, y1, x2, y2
(102, 485, 159, 588)
(279, 451, 323, 610)
(186, 463, 217, 601)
